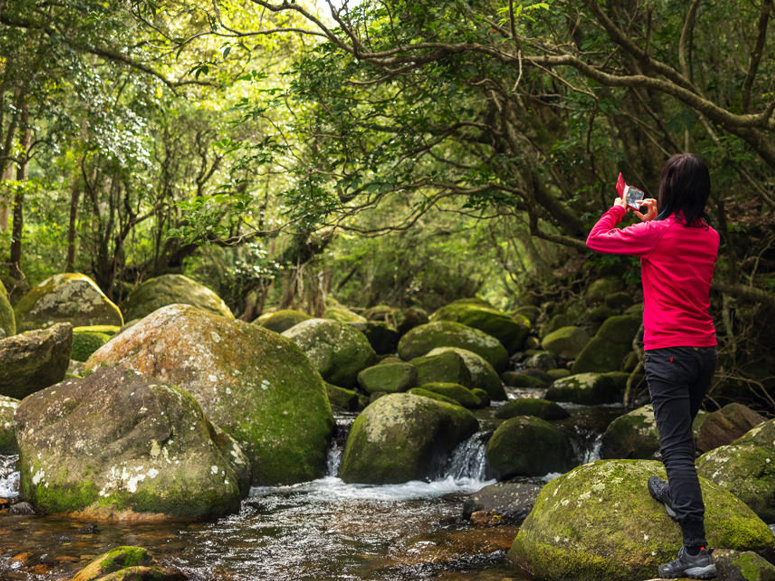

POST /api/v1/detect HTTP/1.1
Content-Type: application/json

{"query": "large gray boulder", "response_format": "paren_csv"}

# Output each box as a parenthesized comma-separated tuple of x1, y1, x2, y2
(696, 402, 765, 453)
(339, 393, 478, 484)
(85, 305, 334, 485)
(121, 274, 233, 322)
(509, 460, 775, 581)
(0, 278, 14, 339)
(0, 322, 72, 399)
(0, 395, 19, 453)
(15, 367, 249, 519)
(282, 318, 378, 388)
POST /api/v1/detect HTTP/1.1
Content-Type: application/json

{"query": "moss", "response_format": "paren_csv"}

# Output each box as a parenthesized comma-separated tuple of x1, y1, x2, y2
(494, 398, 569, 421)
(408, 387, 460, 406)
(120, 274, 233, 322)
(545, 373, 621, 405)
(486, 416, 572, 478)
(72, 330, 111, 362)
(572, 316, 641, 374)
(255, 309, 312, 333)
(416, 382, 482, 408)
(0, 278, 15, 339)
(357, 362, 417, 394)
(425, 347, 506, 401)
(430, 301, 531, 353)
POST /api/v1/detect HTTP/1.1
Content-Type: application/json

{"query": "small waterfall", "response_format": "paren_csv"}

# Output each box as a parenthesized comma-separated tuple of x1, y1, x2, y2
(326, 416, 354, 477)
(0, 455, 19, 499)
(570, 427, 604, 465)
(440, 432, 490, 481)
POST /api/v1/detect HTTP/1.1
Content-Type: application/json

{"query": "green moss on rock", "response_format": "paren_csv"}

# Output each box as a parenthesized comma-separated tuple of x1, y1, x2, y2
(0, 278, 15, 339)
(0, 394, 19, 453)
(326, 383, 363, 412)
(425, 347, 506, 401)
(572, 316, 641, 374)
(254, 309, 312, 333)
(541, 326, 590, 359)
(430, 300, 531, 353)
(501, 371, 548, 388)
(416, 382, 482, 408)
(545, 372, 622, 405)
(486, 416, 573, 478)
(357, 362, 417, 394)
(72, 329, 112, 362)
(494, 398, 569, 421)
(120, 274, 233, 322)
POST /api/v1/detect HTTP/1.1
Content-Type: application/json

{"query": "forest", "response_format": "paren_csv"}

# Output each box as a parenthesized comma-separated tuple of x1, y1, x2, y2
(1, 0, 774, 404)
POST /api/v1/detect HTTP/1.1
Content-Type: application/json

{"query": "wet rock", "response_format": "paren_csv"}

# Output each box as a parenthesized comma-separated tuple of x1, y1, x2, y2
(340, 393, 478, 484)
(326, 383, 363, 412)
(0, 394, 19, 453)
(0, 278, 15, 339)
(346, 321, 400, 355)
(121, 274, 233, 322)
(416, 383, 483, 409)
(541, 326, 590, 359)
(86, 305, 334, 486)
(697, 418, 775, 522)
(424, 347, 506, 401)
(696, 402, 765, 453)
(571, 315, 641, 373)
(357, 361, 417, 394)
(486, 416, 573, 479)
(544, 372, 621, 405)
(9, 501, 34, 515)
(712, 549, 775, 581)
(0, 323, 73, 399)
(407, 387, 460, 406)
(16, 367, 248, 519)
(70, 546, 187, 581)
(13, 273, 123, 332)
(501, 371, 548, 388)
(523, 350, 557, 372)
(398, 321, 509, 372)
(254, 309, 312, 333)
(509, 459, 775, 581)
(71, 328, 112, 362)
(430, 300, 531, 353)
(282, 318, 378, 388)
(494, 398, 569, 421)
(462, 481, 542, 524)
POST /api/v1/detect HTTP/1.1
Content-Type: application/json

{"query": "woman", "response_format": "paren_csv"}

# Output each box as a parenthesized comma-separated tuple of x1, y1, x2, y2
(586, 153, 719, 580)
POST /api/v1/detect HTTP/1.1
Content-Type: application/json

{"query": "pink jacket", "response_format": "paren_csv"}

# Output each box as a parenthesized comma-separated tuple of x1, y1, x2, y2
(586, 205, 719, 351)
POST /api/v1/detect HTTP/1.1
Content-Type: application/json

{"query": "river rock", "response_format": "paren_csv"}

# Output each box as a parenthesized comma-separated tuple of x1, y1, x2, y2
(605, 291, 634, 310)
(326, 304, 366, 323)
(13, 273, 123, 332)
(85, 305, 334, 485)
(430, 300, 531, 353)
(501, 371, 548, 388)
(585, 276, 623, 303)
(494, 398, 569, 421)
(712, 549, 775, 581)
(396, 306, 430, 335)
(71, 327, 112, 362)
(0, 323, 73, 399)
(508, 459, 775, 581)
(357, 362, 417, 394)
(121, 274, 233, 322)
(0, 278, 15, 339)
(282, 318, 377, 388)
(407, 387, 460, 406)
(15, 367, 248, 519)
(544, 372, 621, 405)
(541, 326, 590, 359)
(512, 305, 540, 324)
(339, 393, 478, 484)
(254, 309, 312, 333)
(70, 546, 187, 581)
(326, 383, 362, 412)
(697, 418, 775, 522)
(398, 321, 509, 371)
(486, 416, 573, 479)
(416, 383, 482, 408)
(523, 350, 557, 371)
(425, 347, 505, 400)
(346, 321, 400, 355)
(572, 315, 641, 373)
(696, 402, 765, 453)
(462, 481, 542, 525)
(0, 395, 18, 453)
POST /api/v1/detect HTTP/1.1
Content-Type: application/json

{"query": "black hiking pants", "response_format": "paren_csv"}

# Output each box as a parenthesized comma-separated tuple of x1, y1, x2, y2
(644, 346, 717, 548)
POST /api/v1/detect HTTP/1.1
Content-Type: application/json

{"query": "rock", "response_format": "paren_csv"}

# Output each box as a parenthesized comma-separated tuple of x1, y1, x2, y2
(486, 416, 573, 479)
(430, 300, 531, 353)
(15, 367, 248, 519)
(508, 459, 775, 581)
(357, 362, 417, 394)
(254, 309, 312, 333)
(546, 368, 571, 380)
(0, 278, 15, 339)
(396, 306, 429, 335)
(540, 314, 572, 339)
(541, 326, 590, 359)
(9, 501, 34, 515)
(0, 323, 73, 399)
(363, 304, 399, 324)
(512, 305, 540, 324)
(501, 371, 548, 388)
(339, 393, 478, 484)
(425, 347, 506, 401)
(121, 274, 233, 322)
(523, 350, 557, 371)
(282, 318, 378, 388)
(462, 481, 542, 525)
(472, 388, 491, 407)
(13, 274, 123, 332)
(572, 315, 641, 374)
(712, 549, 775, 581)
(0, 395, 19, 454)
(70, 546, 187, 581)
(416, 383, 482, 409)
(544, 372, 621, 405)
(325, 305, 367, 323)
(85, 305, 334, 486)
(325, 383, 363, 412)
(407, 387, 460, 406)
(71, 328, 111, 362)
(585, 276, 623, 303)
(398, 321, 509, 372)
(696, 402, 765, 453)
(494, 398, 569, 421)
(346, 321, 400, 355)
(697, 418, 775, 522)
(605, 291, 634, 310)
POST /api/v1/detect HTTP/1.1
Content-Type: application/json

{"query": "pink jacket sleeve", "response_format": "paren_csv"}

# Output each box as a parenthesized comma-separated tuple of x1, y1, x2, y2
(586, 206, 664, 257)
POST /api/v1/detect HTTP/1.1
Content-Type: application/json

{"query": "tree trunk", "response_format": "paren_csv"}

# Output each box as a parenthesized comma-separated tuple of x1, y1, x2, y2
(0, 165, 12, 232)
(65, 123, 89, 273)
(8, 100, 28, 280)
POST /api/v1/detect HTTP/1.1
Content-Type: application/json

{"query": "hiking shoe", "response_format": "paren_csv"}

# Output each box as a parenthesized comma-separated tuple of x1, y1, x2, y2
(648, 476, 677, 520)
(658, 546, 716, 579)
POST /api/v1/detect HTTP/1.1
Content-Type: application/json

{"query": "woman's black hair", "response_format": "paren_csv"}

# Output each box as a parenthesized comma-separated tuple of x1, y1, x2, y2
(657, 153, 711, 226)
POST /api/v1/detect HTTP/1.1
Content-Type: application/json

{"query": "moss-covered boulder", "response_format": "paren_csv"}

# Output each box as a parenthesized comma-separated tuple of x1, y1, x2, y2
(508, 460, 775, 581)
(697, 418, 775, 522)
(425, 347, 506, 401)
(357, 362, 417, 394)
(512, 305, 540, 324)
(15, 367, 248, 519)
(696, 402, 765, 453)
(486, 416, 573, 479)
(571, 315, 641, 374)
(713, 549, 775, 581)
(605, 291, 634, 310)
(339, 393, 478, 484)
(398, 321, 509, 372)
(346, 321, 400, 355)
(121, 274, 233, 322)
(254, 309, 312, 333)
(14, 273, 123, 332)
(0, 322, 72, 399)
(416, 382, 482, 409)
(71, 328, 112, 362)
(585, 276, 623, 303)
(407, 387, 460, 406)
(544, 372, 622, 405)
(0, 278, 15, 339)
(70, 546, 187, 581)
(0, 394, 18, 454)
(282, 318, 377, 388)
(325, 305, 367, 323)
(501, 371, 549, 388)
(523, 350, 557, 371)
(541, 326, 590, 359)
(410, 350, 471, 389)
(494, 398, 569, 421)
(85, 305, 334, 485)
(325, 383, 363, 412)
(430, 300, 530, 353)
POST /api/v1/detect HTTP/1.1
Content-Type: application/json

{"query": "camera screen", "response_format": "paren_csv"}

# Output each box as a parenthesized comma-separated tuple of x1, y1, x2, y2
(625, 185, 645, 209)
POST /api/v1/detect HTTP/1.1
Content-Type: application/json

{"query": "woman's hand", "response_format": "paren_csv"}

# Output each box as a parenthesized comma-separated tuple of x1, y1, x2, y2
(634, 198, 658, 222)
(613, 197, 628, 210)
